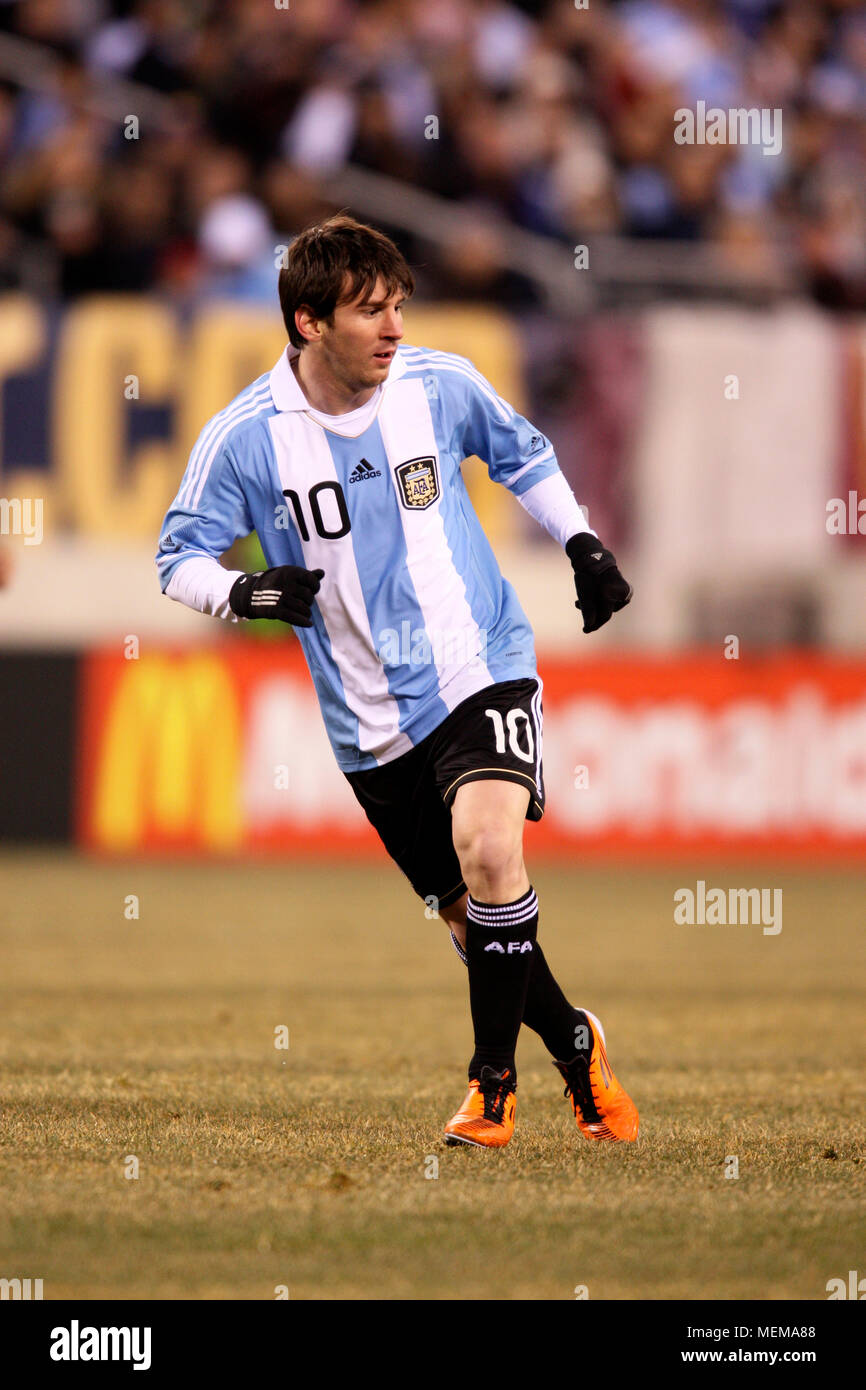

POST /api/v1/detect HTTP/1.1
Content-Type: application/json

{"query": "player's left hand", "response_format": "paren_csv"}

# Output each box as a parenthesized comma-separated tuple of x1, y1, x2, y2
(565, 532, 633, 634)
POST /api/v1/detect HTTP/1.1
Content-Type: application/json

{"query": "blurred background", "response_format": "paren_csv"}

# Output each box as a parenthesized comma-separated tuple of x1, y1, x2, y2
(1, 0, 864, 860)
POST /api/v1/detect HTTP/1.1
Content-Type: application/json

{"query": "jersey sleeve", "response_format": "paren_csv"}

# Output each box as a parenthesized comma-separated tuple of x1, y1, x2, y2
(444, 355, 594, 546)
(453, 357, 560, 496)
(155, 437, 253, 619)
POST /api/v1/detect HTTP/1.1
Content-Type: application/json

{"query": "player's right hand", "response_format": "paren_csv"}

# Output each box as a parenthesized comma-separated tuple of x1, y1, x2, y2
(228, 565, 325, 627)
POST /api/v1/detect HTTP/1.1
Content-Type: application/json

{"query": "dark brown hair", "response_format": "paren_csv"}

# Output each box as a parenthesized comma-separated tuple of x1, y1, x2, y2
(279, 213, 415, 349)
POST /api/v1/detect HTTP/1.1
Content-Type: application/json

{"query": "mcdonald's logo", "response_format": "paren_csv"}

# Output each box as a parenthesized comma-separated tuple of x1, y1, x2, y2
(86, 652, 242, 851)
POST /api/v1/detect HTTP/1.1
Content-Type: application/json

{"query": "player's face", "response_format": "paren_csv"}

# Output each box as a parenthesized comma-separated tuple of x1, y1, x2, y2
(320, 276, 406, 390)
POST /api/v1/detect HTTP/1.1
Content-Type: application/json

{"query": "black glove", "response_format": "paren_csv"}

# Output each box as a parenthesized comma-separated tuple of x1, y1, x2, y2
(565, 533, 632, 634)
(228, 565, 324, 627)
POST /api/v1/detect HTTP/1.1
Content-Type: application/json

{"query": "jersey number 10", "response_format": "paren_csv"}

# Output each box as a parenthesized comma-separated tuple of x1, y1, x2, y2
(282, 483, 351, 541)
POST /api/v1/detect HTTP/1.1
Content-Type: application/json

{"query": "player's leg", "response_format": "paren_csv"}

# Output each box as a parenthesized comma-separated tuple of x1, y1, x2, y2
(450, 776, 535, 1067)
(439, 789, 636, 1145)
(440, 892, 587, 1064)
(437, 779, 530, 1146)
(448, 777, 586, 1082)
(440, 887, 638, 1142)
(449, 778, 530, 903)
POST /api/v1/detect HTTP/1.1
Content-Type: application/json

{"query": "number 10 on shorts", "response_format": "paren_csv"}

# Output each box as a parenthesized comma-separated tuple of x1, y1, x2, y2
(484, 707, 535, 762)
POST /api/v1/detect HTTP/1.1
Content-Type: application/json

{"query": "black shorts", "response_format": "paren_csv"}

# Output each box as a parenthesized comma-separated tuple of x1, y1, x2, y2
(345, 677, 544, 910)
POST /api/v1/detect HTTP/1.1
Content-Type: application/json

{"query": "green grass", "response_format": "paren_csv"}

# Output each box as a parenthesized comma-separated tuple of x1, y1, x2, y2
(0, 851, 864, 1300)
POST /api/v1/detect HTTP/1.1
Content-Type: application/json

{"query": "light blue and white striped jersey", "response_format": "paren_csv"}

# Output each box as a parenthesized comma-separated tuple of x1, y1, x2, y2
(156, 342, 563, 772)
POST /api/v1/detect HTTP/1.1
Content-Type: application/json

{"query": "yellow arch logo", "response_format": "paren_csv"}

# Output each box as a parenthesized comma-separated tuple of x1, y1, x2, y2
(91, 652, 242, 851)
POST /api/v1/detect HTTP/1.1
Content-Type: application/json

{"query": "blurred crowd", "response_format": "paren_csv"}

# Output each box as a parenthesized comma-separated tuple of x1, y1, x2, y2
(0, 0, 864, 309)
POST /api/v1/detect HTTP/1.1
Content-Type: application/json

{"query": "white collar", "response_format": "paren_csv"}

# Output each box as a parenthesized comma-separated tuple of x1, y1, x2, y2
(269, 342, 409, 413)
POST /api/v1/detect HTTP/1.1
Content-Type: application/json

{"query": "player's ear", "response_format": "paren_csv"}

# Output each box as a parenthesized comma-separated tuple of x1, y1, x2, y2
(294, 304, 320, 345)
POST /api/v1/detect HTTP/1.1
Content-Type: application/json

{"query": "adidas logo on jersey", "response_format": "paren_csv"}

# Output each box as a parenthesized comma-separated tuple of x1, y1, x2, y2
(348, 458, 382, 484)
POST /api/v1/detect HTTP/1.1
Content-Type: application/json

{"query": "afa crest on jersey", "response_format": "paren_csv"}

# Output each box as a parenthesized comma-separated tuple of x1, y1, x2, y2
(395, 456, 439, 510)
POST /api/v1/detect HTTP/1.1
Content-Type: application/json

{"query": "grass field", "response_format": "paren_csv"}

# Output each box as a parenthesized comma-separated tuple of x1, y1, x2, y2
(1, 849, 864, 1301)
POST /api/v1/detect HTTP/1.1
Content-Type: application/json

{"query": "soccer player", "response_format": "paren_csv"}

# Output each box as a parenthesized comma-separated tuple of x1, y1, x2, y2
(156, 214, 638, 1149)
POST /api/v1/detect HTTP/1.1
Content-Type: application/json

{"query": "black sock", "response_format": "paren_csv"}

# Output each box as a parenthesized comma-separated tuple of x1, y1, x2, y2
(451, 926, 581, 1063)
(522, 944, 584, 1061)
(465, 886, 538, 1083)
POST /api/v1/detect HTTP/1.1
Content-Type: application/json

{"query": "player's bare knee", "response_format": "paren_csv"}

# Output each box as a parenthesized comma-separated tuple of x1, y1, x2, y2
(454, 823, 524, 897)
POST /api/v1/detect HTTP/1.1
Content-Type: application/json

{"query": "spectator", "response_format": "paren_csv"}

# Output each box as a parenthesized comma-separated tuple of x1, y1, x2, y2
(0, 0, 860, 308)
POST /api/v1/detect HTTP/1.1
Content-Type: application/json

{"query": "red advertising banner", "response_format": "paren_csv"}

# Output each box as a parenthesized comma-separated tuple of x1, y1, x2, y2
(77, 646, 866, 860)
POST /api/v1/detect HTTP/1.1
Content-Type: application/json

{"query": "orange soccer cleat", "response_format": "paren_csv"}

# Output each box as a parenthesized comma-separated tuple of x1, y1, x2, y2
(553, 1009, 639, 1143)
(443, 1065, 516, 1148)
